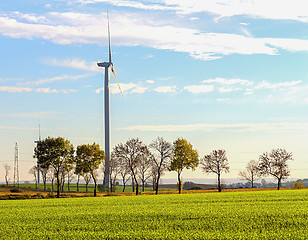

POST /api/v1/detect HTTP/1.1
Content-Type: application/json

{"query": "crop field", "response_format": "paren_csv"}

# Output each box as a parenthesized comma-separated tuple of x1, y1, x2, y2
(0, 189, 307, 239)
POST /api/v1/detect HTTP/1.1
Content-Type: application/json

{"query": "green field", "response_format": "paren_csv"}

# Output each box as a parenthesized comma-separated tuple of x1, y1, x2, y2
(0, 189, 307, 239)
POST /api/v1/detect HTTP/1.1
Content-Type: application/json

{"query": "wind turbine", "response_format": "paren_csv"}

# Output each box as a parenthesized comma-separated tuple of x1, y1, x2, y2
(97, 12, 122, 189)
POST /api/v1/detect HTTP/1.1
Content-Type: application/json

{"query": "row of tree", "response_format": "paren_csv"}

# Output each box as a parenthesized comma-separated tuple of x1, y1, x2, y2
(34, 137, 104, 198)
(32, 136, 294, 198)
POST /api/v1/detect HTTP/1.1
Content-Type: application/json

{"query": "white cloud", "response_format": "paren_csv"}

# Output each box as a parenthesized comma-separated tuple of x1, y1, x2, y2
(42, 58, 100, 72)
(203, 78, 253, 86)
(0, 86, 77, 94)
(81, 0, 308, 23)
(219, 87, 240, 93)
(95, 88, 103, 94)
(0, 77, 24, 83)
(36, 88, 58, 93)
(35, 88, 77, 94)
(142, 54, 154, 59)
(154, 86, 176, 93)
(119, 122, 308, 133)
(3, 10, 308, 62)
(146, 80, 154, 84)
(244, 91, 254, 96)
(0, 86, 32, 93)
(216, 98, 230, 102)
(190, 17, 199, 21)
(0, 13, 277, 61)
(4, 111, 60, 119)
(76, 0, 173, 11)
(20, 74, 90, 86)
(12, 11, 50, 24)
(184, 85, 214, 94)
(157, 76, 174, 81)
(97, 83, 147, 95)
(110, 83, 136, 94)
(255, 80, 302, 90)
(0, 126, 38, 131)
(159, 0, 308, 22)
(264, 38, 308, 52)
(132, 86, 148, 93)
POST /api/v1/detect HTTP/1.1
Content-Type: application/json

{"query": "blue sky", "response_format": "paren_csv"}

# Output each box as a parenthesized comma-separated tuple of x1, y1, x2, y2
(1, 0, 308, 182)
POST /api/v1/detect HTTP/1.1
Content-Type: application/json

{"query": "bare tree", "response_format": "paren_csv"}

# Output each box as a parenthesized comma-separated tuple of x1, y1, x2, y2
(60, 167, 66, 192)
(3, 164, 11, 186)
(110, 155, 120, 192)
(138, 153, 152, 192)
(39, 166, 50, 191)
(66, 168, 75, 192)
(150, 163, 158, 191)
(47, 167, 55, 192)
(149, 137, 173, 195)
(258, 148, 293, 190)
(83, 172, 92, 192)
(117, 157, 130, 192)
(130, 173, 135, 192)
(29, 165, 38, 189)
(200, 149, 230, 192)
(113, 138, 150, 195)
(239, 160, 260, 188)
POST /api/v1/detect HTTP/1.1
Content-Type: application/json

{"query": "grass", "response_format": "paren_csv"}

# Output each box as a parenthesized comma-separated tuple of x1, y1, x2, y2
(0, 189, 307, 239)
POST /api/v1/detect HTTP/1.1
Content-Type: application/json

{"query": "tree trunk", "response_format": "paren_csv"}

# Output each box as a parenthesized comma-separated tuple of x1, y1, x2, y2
(35, 180, 38, 190)
(44, 181, 46, 191)
(135, 182, 139, 196)
(277, 178, 281, 190)
(251, 172, 254, 188)
(218, 173, 221, 192)
(56, 171, 60, 198)
(122, 182, 126, 192)
(51, 178, 54, 192)
(93, 177, 97, 197)
(132, 176, 135, 192)
(132, 174, 139, 196)
(86, 183, 88, 192)
(110, 180, 113, 192)
(77, 175, 80, 192)
(142, 181, 145, 192)
(67, 174, 70, 192)
(177, 172, 182, 194)
(155, 171, 161, 195)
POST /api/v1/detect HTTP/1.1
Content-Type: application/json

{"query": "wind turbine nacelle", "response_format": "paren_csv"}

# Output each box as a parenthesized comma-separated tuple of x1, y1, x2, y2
(97, 62, 112, 68)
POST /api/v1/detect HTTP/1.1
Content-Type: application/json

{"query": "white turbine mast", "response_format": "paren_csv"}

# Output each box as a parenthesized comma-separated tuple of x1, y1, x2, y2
(97, 11, 122, 189)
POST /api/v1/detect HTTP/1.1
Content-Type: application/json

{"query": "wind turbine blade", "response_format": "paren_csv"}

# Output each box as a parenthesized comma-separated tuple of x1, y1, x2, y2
(107, 11, 112, 63)
(111, 66, 123, 96)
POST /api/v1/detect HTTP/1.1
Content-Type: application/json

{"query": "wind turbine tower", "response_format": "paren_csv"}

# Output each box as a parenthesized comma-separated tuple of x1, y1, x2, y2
(97, 12, 122, 189)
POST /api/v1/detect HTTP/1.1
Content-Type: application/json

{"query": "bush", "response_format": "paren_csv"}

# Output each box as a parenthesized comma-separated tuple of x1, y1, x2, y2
(183, 181, 203, 190)
(35, 192, 44, 199)
(97, 184, 105, 193)
(293, 181, 304, 189)
(10, 188, 22, 193)
(46, 191, 55, 198)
